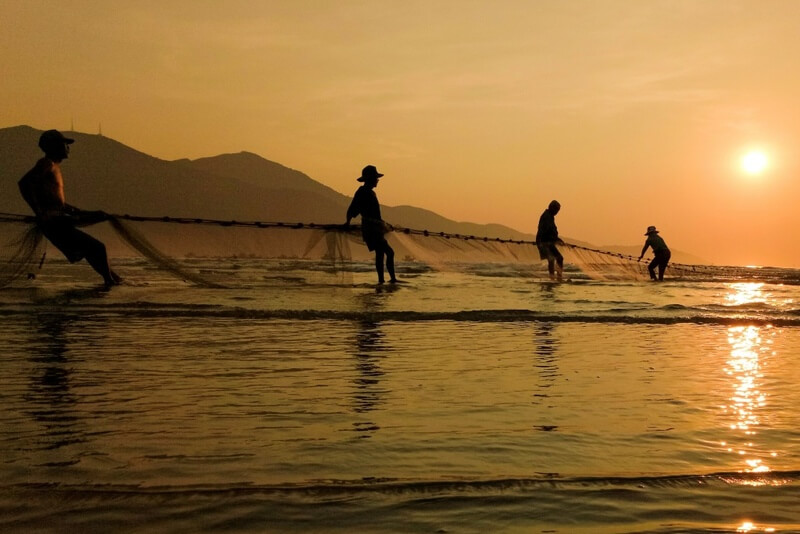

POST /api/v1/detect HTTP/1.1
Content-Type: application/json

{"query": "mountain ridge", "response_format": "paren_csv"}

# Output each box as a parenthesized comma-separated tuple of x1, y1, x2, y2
(0, 125, 705, 264)
(0, 125, 534, 239)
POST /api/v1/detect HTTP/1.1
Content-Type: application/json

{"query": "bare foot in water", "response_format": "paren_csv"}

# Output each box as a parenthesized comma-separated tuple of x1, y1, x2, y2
(104, 270, 123, 288)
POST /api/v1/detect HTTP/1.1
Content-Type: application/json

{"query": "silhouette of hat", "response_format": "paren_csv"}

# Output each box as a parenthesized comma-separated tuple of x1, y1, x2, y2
(645, 225, 659, 235)
(357, 165, 384, 182)
(38, 130, 74, 151)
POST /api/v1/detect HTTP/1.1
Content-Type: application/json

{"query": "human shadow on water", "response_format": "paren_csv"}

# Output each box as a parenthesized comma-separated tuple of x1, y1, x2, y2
(533, 282, 561, 364)
(346, 292, 393, 438)
(30, 284, 115, 307)
(531, 321, 562, 412)
(23, 313, 88, 459)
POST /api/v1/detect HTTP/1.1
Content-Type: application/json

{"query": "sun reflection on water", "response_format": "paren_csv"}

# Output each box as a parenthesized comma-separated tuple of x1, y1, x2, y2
(725, 324, 772, 475)
(725, 282, 766, 307)
(736, 521, 777, 532)
(722, 282, 784, 530)
(722, 283, 779, 480)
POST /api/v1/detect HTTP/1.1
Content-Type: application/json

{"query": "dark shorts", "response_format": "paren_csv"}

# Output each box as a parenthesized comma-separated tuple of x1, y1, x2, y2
(362, 225, 391, 253)
(538, 242, 562, 262)
(41, 218, 104, 263)
(363, 233, 390, 253)
(650, 250, 671, 267)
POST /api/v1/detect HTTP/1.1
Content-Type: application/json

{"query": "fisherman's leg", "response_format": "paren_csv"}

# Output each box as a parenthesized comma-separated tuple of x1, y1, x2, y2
(648, 258, 658, 280)
(374, 250, 386, 283)
(547, 259, 555, 279)
(385, 243, 397, 282)
(85, 240, 118, 286)
(554, 249, 564, 282)
(62, 227, 119, 286)
(657, 256, 669, 281)
(109, 268, 122, 284)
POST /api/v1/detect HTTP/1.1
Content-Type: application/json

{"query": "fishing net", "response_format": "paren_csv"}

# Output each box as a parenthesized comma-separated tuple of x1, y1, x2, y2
(0, 212, 795, 288)
(0, 214, 45, 288)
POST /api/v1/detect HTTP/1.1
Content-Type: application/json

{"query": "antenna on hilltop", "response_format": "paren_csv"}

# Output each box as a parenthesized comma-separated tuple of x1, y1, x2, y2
(98, 123, 103, 137)
(70, 117, 75, 132)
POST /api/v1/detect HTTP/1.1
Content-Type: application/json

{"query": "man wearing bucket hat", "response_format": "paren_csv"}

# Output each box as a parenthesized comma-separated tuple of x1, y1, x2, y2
(638, 226, 671, 281)
(345, 165, 397, 284)
(18, 129, 121, 288)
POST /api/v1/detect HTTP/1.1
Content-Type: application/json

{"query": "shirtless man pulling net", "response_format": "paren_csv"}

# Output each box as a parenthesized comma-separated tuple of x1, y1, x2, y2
(18, 129, 121, 288)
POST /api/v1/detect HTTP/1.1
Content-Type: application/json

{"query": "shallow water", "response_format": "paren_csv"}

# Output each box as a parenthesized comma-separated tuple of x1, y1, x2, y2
(2, 260, 800, 533)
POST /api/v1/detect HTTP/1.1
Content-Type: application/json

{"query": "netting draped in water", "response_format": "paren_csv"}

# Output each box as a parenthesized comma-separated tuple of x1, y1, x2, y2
(0, 214, 45, 288)
(0, 212, 794, 288)
(107, 217, 226, 288)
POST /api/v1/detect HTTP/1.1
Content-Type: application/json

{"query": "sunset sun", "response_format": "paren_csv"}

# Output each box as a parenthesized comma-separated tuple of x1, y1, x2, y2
(741, 150, 769, 175)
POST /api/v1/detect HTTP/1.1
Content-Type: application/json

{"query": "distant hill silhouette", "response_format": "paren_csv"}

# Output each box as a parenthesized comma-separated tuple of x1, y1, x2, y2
(0, 125, 704, 263)
(0, 125, 345, 224)
(0, 125, 535, 237)
(187, 151, 346, 200)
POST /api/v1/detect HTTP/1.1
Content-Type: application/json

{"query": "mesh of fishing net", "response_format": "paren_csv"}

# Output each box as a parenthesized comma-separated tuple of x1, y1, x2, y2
(0, 212, 792, 288)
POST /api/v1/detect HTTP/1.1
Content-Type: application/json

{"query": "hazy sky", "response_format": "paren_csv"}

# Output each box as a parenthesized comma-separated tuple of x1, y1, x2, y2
(2, 1, 799, 267)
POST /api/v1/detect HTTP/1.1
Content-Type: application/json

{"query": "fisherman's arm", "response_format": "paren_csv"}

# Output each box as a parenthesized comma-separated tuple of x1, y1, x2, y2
(638, 242, 650, 260)
(553, 224, 564, 244)
(59, 203, 109, 225)
(76, 209, 110, 224)
(18, 180, 42, 217)
(345, 201, 358, 225)
(345, 189, 364, 225)
(63, 203, 79, 215)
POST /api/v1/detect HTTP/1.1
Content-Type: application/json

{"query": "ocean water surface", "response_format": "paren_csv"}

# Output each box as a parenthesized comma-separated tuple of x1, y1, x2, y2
(2, 259, 800, 533)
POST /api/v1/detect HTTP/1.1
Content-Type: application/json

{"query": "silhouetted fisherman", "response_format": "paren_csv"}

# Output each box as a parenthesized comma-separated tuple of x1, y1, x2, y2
(638, 225, 671, 281)
(18, 130, 121, 287)
(536, 200, 565, 281)
(345, 165, 397, 284)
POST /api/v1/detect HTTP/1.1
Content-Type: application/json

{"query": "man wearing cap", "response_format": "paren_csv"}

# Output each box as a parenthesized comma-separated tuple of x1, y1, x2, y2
(638, 226, 671, 281)
(345, 165, 397, 284)
(18, 129, 121, 287)
(536, 200, 565, 281)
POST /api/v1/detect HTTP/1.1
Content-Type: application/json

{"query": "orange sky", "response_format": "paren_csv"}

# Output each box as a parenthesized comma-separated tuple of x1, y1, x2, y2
(2, 1, 799, 267)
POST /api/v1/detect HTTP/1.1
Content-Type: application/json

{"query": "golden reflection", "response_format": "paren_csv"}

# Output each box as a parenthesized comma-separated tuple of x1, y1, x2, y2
(735, 522, 776, 533)
(725, 324, 770, 473)
(721, 281, 781, 481)
(725, 282, 765, 307)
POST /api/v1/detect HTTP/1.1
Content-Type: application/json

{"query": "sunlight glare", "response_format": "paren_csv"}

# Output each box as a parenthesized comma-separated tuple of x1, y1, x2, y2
(741, 150, 768, 175)
(725, 283, 765, 306)
(735, 522, 777, 533)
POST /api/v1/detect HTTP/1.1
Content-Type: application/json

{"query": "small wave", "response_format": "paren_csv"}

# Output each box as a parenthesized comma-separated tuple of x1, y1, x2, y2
(5, 470, 800, 498)
(660, 303, 690, 310)
(0, 304, 796, 326)
(702, 302, 775, 311)
(575, 300, 649, 306)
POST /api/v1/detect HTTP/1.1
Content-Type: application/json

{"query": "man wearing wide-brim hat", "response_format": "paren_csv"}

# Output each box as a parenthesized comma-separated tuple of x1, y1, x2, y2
(638, 226, 671, 281)
(345, 165, 397, 284)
